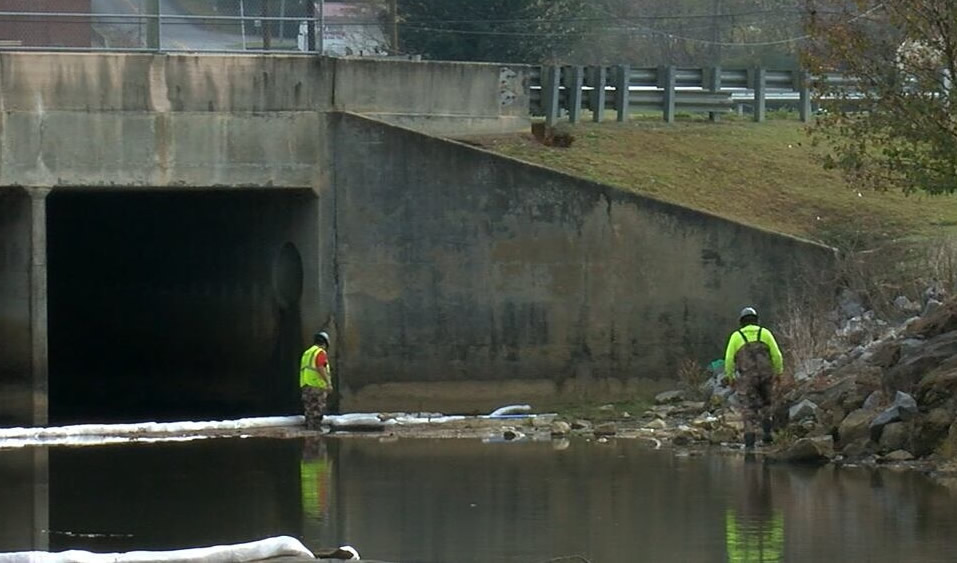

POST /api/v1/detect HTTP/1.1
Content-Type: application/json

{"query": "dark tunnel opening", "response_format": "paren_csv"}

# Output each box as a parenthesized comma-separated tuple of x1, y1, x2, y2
(47, 189, 319, 425)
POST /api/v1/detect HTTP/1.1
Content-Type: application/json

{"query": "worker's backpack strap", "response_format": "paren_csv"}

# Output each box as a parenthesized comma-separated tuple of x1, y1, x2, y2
(757, 327, 763, 342)
(737, 329, 749, 343)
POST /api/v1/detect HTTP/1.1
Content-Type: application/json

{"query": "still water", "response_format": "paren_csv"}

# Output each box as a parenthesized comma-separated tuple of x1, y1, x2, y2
(1, 436, 956, 563)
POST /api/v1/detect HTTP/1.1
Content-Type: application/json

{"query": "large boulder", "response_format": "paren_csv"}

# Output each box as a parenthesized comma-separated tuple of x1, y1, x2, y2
(842, 437, 876, 459)
(911, 408, 955, 457)
(894, 295, 921, 315)
(769, 436, 834, 464)
(862, 390, 886, 411)
(880, 449, 915, 462)
(838, 288, 866, 319)
(938, 420, 957, 459)
(838, 409, 879, 446)
(916, 363, 957, 411)
(884, 331, 957, 394)
(803, 376, 858, 414)
(789, 399, 820, 423)
(878, 422, 910, 453)
(869, 391, 919, 440)
(859, 339, 902, 369)
(794, 358, 830, 381)
(924, 299, 944, 318)
(905, 298, 957, 339)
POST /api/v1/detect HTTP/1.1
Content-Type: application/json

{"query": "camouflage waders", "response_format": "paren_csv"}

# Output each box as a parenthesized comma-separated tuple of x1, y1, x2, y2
(301, 385, 329, 430)
(735, 328, 775, 444)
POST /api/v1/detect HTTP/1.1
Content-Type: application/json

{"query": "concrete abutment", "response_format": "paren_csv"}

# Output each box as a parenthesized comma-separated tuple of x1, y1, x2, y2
(0, 187, 48, 427)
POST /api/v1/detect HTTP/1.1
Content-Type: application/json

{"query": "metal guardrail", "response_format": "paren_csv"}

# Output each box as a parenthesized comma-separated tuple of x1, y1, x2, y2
(531, 65, 836, 125)
(0, 1, 390, 55)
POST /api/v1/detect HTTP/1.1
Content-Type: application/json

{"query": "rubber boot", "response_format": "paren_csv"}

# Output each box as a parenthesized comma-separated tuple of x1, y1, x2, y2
(762, 418, 774, 445)
(744, 432, 756, 450)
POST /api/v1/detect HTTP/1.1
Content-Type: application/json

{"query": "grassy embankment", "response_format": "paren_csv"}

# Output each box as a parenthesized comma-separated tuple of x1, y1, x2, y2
(471, 115, 957, 248)
(473, 115, 957, 413)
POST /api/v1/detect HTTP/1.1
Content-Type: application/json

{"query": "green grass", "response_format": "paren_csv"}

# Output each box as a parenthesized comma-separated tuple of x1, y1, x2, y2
(472, 118, 957, 246)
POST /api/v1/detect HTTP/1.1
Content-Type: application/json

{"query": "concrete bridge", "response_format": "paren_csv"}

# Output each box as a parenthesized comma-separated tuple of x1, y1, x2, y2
(0, 52, 831, 427)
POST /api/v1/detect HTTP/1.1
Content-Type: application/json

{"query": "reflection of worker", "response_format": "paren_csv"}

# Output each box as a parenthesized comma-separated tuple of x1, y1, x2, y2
(300, 437, 331, 522)
(300, 331, 332, 430)
(724, 307, 784, 449)
(725, 458, 784, 562)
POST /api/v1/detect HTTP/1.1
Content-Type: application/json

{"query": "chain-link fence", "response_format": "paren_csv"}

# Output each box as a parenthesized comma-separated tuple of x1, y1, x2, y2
(0, 0, 392, 54)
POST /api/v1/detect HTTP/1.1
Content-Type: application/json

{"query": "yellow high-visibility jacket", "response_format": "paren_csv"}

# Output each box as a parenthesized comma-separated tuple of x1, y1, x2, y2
(724, 324, 784, 379)
(300, 345, 332, 389)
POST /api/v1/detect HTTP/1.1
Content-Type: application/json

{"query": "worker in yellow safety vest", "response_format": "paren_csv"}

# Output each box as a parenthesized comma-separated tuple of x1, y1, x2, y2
(300, 331, 333, 430)
(724, 307, 784, 449)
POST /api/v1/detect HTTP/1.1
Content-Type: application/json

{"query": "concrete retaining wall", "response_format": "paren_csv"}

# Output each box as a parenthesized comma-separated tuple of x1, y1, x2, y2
(330, 113, 834, 413)
(331, 58, 531, 135)
(0, 53, 527, 192)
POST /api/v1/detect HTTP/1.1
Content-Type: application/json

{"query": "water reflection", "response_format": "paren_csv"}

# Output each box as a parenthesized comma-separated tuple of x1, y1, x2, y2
(0, 438, 956, 562)
(725, 456, 783, 562)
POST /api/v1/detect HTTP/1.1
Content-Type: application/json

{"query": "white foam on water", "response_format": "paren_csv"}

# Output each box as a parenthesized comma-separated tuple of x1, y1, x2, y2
(0, 535, 314, 563)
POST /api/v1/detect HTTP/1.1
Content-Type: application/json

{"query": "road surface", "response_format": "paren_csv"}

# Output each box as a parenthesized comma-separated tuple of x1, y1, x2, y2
(91, 0, 249, 51)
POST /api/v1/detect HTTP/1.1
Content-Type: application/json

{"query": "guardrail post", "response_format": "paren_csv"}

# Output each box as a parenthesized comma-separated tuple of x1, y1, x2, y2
(798, 71, 812, 123)
(146, 0, 160, 50)
(565, 66, 584, 124)
(615, 64, 630, 122)
(543, 65, 561, 126)
(708, 66, 722, 122)
(589, 66, 607, 123)
(660, 65, 676, 123)
(752, 67, 766, 122)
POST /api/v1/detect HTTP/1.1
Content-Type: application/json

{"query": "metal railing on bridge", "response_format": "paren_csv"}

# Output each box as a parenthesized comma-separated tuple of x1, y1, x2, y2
(530, 65, 853, 125)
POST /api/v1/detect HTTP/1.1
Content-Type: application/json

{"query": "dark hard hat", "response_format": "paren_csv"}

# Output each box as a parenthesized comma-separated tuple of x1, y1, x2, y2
(739, 307, 759, 321)
(315, 331, 330, 346)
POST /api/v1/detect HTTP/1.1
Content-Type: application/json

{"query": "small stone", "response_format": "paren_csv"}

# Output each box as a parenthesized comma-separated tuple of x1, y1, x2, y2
(622, 412, 631, 419)
(503, 430, 518, 441)
(550, 421, 571, 436)
(644, 419, 668, 430)
(789, 399, 820, 423)
(597, 437, 609, 443)
(675, 401, 707, 413)
(692, 415, 719, 430)
(651, 405, 676, 418)
(598, 404, 615, 412)
(571, 419, 592, 431)
(594, 422, 617, 436)
(881, 449, 915, 462)
(655, 390, 686, 405)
